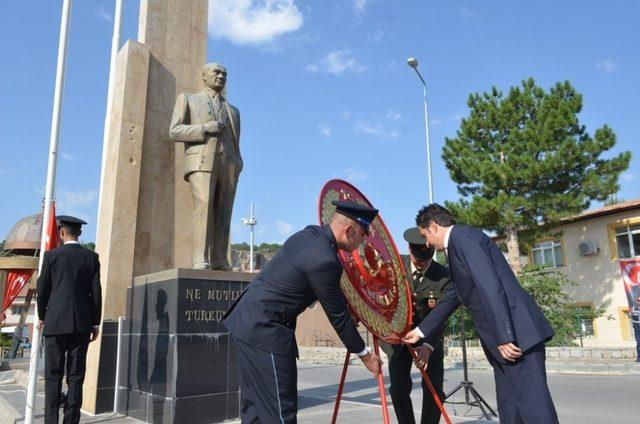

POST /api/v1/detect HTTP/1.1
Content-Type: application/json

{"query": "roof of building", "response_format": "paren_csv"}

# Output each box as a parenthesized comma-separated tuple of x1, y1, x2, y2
(491, 198, 640, 241)
(3, 212, 43, 251)
(559, 198, 640, 225)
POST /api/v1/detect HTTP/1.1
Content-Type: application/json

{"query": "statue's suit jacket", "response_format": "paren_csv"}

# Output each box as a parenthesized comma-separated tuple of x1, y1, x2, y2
(223, 225, 365, 357)
(169, 89, 241, 181)
(36, 243, 102, 336)
(417, 225, 554, 364)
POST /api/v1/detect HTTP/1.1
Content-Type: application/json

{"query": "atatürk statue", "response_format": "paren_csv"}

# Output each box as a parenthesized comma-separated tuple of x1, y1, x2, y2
(169, 63, 242, 270)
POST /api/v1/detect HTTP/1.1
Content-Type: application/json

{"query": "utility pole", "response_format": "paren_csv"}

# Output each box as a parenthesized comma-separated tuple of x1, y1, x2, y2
(241, 203, 258, 272)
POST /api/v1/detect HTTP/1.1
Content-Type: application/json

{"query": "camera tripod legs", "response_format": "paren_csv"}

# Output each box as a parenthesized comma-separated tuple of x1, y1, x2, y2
(445, 380, 497, 420)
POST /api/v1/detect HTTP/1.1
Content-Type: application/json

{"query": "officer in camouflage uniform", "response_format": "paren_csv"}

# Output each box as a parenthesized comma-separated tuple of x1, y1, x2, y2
(381, 227, 452, 424)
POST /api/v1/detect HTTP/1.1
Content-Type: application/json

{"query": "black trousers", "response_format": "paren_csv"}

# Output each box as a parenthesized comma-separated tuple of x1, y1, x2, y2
(486, 342, 558, 424)
(387, 343, 445, 424)
(44, 332, 90, 424)
(231, 335, 297, 423)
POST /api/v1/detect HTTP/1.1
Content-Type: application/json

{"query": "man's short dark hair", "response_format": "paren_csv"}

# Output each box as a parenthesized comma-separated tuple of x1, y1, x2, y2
(59, 225, 82, 237)
(415, 204, 456, 228)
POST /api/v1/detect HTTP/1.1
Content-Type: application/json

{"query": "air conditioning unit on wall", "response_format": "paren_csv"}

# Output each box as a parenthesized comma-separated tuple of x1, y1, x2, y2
(578, 240, 599, 256)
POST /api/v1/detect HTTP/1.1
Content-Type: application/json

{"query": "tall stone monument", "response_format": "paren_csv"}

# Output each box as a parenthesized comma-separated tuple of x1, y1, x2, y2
(84, 1, 250, 421)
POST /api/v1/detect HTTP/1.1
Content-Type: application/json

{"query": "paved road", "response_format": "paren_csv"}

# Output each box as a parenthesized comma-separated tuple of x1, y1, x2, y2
(2, 364, 637, 423)
(296, 363, 638, 423)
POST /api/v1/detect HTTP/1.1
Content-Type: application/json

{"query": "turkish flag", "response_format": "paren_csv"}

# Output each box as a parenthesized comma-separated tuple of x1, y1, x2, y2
(620, 258, 640, 288)
(619, 258, 640, 310)
(44, 201, 59, 251)
(2, 270, 34, 314)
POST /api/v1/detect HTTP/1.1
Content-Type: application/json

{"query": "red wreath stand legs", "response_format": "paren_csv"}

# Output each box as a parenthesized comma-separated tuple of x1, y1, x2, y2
(331, 338, 452, 424)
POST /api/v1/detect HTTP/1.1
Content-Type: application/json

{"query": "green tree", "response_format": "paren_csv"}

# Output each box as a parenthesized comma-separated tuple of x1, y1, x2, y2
(231, 242, 251, 251)
(81, 242, 95, 251)
(257, 243, 282, 256)
(443, 78, 630, 274)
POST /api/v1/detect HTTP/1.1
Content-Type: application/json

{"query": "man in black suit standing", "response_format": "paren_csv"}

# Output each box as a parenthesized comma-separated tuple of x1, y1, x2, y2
(403, 204, 558, 424)
(223, 201, 383, 423)
(381, 227, 452, 424)
(37, 216, 102, 424)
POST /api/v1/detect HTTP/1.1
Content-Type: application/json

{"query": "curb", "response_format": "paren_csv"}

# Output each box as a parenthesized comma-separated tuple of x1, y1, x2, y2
(298, 347, 640, 375)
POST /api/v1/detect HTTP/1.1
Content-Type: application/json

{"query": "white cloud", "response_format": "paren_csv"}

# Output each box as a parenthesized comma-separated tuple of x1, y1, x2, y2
(349, 0, 368, 16)
(386, 110, 401, 121)
(306, 49, 365, 75)
(57, 189, 98, 222)
(596, 58, 619, 73)
(458, 6, 480, 18)
(343, 168, 369, 183)
(622, 172, 636, 182)
(94, 4, 112, 22)
(318, 123, 333, 138)
(354, 121, 399, 140)
(430, 112, 463, 126)
(209, 0, 304, 45)
(275, 220, 293, 236)
(61, 152, 77, 162)
(341, 110, 352, 119)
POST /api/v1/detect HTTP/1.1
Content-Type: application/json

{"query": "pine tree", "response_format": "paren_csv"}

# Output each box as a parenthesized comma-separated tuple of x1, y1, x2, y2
(443, 78, 631, 274)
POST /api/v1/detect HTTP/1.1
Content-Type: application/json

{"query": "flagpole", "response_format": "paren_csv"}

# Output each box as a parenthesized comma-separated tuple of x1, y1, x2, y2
(25, 0, 73, 422)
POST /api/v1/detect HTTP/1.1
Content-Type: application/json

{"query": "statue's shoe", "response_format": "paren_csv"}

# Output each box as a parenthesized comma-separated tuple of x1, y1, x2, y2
(212, 264, 233, 271)
(193, 262, 210, 270)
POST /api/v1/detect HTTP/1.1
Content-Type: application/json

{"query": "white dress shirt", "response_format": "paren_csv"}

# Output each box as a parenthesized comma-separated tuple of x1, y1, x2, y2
(414, 225, 454, 346)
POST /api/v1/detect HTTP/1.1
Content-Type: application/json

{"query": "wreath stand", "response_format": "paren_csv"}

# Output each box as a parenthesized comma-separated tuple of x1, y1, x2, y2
(330, 337, 452, 424)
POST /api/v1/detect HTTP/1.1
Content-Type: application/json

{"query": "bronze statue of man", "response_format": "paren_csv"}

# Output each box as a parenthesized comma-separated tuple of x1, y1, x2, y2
(169, 63, 242, 270)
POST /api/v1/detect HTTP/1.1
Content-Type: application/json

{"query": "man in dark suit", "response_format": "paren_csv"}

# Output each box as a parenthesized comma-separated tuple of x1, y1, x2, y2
(223, 201, 383, 423)
(381, 227, 452, 424)
(37, 216, 102, 424)
(403, 204, 558, 424)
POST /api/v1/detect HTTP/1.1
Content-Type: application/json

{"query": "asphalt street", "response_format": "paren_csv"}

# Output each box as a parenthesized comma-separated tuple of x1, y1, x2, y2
(1, 363, 637, 423)
(296, 363, 639, 423)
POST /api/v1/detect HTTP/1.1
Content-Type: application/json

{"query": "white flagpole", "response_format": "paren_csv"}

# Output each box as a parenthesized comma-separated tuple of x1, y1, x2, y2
(96, 0, 123, 233)
(25, 0, 73, 422)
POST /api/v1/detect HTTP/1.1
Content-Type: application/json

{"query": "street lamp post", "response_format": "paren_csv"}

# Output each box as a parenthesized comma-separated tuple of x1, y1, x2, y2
(407, 57, 434, 204)
(241, 203, 257, 272)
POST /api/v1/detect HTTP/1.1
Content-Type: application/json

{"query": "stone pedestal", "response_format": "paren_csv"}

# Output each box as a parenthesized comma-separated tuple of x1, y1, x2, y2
(116, 269, 251, 423)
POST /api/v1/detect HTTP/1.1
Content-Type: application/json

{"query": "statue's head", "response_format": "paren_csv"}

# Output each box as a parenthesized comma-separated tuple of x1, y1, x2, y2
(202, 63, 227, 92)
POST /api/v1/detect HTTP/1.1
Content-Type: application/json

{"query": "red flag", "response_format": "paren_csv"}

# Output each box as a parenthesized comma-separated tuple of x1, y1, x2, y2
(2, 270, 34, 314)
(619, 258, 640, 310)
(44, 201, 59, 251)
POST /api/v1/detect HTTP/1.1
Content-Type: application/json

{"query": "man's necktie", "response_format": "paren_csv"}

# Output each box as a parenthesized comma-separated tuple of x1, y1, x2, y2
(212, 93, 223, 118)
(413, 270, 422, 284)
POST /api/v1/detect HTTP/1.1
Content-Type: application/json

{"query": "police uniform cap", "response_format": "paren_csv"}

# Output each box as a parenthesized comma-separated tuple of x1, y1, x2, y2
(332, 200, 379, 234)
(56, 215, 87, 231)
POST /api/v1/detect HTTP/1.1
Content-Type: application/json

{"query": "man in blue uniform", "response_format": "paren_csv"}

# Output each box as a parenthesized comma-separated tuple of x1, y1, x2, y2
(37, 216, 102, 424)
(223, 201, 383, 423)
(403, 204, 558, 424)
(381, 227, 452, 424)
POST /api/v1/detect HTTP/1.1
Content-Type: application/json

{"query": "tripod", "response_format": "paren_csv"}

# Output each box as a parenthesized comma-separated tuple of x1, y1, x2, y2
(444, 307, 497, 420)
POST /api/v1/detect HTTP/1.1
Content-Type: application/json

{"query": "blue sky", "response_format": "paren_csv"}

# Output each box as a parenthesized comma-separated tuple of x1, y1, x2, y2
(1, 0, 638, 253)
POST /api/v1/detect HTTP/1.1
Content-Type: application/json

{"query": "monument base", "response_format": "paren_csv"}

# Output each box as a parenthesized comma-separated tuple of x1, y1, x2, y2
(117, 268, 251, 423)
